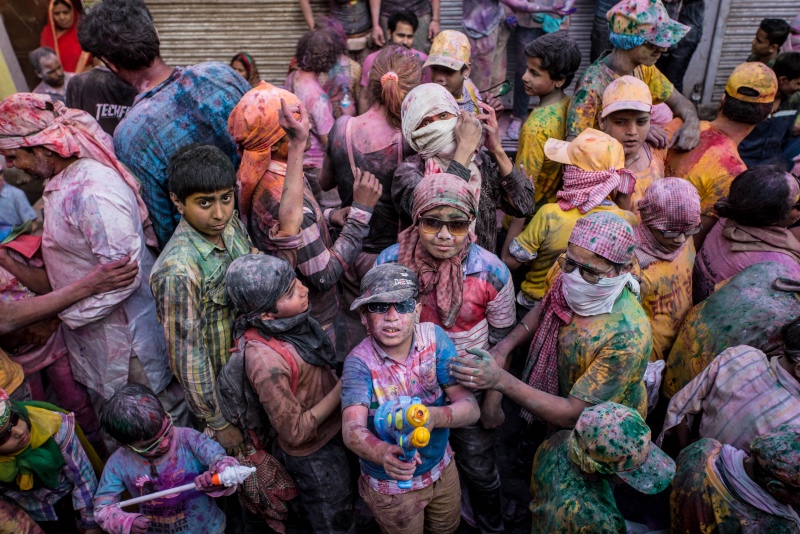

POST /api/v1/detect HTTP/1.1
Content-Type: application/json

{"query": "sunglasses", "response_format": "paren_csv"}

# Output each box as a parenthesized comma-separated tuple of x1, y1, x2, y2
(419, 217, 471, 237)
(656, 225, 702, 239)
(366, 298, 417, 314)
(128, 414, 173, 454)
(0, 413, 20, 446)
(557, 253, 615, 285)
(481, 79, 513, 97)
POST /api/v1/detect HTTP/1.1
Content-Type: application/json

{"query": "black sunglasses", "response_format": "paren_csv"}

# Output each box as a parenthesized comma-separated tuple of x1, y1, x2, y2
(0, 413, 20, 446)
(366, 298, 417, 314)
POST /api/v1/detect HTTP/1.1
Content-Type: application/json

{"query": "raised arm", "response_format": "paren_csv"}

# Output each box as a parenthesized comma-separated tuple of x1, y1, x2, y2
(278, 98, 311, 236)
(666, 90, 700, 151)
(299, 0, 315, 30)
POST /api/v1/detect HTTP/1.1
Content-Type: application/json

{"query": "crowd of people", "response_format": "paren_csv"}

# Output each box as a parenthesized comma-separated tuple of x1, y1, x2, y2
(1, 0, 800, 532)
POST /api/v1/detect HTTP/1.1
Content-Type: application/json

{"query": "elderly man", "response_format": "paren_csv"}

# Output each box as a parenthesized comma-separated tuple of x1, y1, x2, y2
(29, 47, 72, 104)
(452, 211, 652, 428)
(0, 93, 184, 425)
(531, 402, 675, 532)
(671, 425, 800, 532)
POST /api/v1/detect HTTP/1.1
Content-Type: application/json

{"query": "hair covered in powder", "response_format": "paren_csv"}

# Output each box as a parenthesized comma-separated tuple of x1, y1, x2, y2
(369, 45, 422, 128)
(99, 383, 167, 444)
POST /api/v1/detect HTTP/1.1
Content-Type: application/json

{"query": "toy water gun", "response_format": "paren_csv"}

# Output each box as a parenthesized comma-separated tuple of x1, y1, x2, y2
(112, 465, 256, 508)
(374, 395, 431, 489)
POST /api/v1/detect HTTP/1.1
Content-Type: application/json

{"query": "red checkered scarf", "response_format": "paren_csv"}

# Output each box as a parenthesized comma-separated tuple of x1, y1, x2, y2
(557, 165, 637, 213)
(633, 178, 700, 268)
(520, 274, 572, 423)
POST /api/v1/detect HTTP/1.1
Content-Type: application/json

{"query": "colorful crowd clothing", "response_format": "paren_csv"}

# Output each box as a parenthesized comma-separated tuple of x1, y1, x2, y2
(693, 218, 800, 302)
(41, 158, 170, 399)
(284, 70, 336, 169)
(558, 288, 652, 418)
(0, 183, 37, 227)
(665, 120, 747, 219)
(380, 0, 432, 18)
(341, 322, 458, 495)
(670, 438, 800, 533)
(150, 216, 252, 429)
(663, 262, 800, 399)
(0, 499, 41, 533)
(511, 202, 638, 301)
(530, 430, 627, 533)
(65, 66, 138, 136)
(377, 243, 516, 355)
(457, 79, 483, 114)
(329, 0, 372, 35)
(628, 144, 666, 214)
(94, 427, 237, 534)
(0, 412, 97, 529)
(31, 74, 74, 105)
(319, 55, 362, 120)
(113, 63, 250, 248)
(567, 53, 674, 138)
(517, 96, 570, 206)
(639, 243, 695, 361)
(393, 152, 535, 252)
(244, 337, 341, 457)
(660, 345, 800, 454)
(463, 0, 510, 92)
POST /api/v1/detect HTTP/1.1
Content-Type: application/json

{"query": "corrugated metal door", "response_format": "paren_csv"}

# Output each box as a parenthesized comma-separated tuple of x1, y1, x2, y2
(703, 0, 797, 105)
(148, 0, 329, 86)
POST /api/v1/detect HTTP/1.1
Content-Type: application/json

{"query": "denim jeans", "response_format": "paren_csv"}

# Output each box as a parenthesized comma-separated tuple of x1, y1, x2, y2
(512, 26, 546, 119)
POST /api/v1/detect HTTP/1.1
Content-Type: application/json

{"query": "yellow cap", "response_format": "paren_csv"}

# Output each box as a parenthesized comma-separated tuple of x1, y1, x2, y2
(544, 128, 626, 171)
(725, 62, 778, 104)
(423, 30, 471, 71)
(601, 76, 652, 118)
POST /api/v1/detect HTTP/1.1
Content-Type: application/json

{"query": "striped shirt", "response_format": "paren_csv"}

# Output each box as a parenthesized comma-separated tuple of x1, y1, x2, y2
(150, 216, 252, 429)
(659, 345, 800, 453)
(376, 243, 516, 356)
(1, 413, 97, 528)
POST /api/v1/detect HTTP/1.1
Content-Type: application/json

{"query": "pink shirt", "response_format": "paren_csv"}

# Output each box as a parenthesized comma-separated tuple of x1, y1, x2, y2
(42, 158, 171, 398)
(693, 220, 800, 302)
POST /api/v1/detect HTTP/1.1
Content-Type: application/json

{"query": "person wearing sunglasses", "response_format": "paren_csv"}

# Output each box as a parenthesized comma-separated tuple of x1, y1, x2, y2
(224, 254, 355, 534)
(341, 263, 479, 534)
(94, 384, 241, 534)
(395, 82, 534, 255)
(451, 212, 652, 435)
(376, 172, 515, 533)
(0, 387, 101, 533)
(694, 167, 800, 304)
(634, 178, 701, 361)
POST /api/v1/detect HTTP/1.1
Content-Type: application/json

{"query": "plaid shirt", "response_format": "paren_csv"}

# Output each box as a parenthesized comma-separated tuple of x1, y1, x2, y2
(557, 165, 637, 214)
(1, 413, 97, 529)
(150, 216, 252, 429)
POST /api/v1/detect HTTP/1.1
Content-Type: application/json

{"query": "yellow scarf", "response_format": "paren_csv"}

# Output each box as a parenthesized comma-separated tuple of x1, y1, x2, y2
(0, 406, 63, 490)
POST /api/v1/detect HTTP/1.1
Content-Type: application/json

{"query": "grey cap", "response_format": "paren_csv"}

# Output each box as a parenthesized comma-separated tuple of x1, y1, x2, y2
(350, 263, 419, 311)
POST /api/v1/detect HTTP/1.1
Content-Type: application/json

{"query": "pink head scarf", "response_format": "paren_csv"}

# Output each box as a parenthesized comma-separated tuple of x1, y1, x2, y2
(634, 178, 701, 268)
(0, 93, 156, 248)
(557, 165, 637, 214)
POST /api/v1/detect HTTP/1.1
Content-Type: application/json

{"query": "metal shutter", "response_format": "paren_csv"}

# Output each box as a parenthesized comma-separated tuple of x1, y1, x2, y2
(148, 0, 330, 86)
(702, 0, 797, 105)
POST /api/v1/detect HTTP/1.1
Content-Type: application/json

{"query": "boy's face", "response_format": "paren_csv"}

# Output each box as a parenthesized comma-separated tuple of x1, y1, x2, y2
(129, 415, 174, 459)
(262, 279, 310, 320)
(418, 206, 471, 260)
(626, 42, 666, 68)
(430, 65, 468, 99)
(171, 187, 235, 244)
(361, 300, 421, 353)
(521, 56, 560, 97)
(752, 28, 777, 57)
(389, 21, 415, 49)
(599, 110, 651, 158)
(779, 76, 800, 97)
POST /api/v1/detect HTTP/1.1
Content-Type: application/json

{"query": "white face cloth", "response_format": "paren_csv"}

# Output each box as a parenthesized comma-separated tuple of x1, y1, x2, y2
(409, 118, 458, 160)
(561, 268, 640, 317)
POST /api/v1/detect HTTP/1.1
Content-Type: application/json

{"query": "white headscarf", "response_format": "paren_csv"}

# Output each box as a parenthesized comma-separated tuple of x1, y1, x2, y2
(401, 83, 481, 203)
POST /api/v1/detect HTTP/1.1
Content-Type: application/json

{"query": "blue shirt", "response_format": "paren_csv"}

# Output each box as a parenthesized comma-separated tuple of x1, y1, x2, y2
(0, 183, 37, 226)
(113, 63, 249, 248)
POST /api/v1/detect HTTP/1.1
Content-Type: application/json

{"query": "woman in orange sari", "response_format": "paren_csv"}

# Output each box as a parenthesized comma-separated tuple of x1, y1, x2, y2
(39, 0, 90, 73)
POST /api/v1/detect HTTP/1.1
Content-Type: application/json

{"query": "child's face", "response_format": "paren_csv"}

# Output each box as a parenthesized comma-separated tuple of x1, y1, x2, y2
(171, 187, 235, 244)
(417, 206, 471, 260)
(262, 279, 310, 320)
(626, 42, 666, 68)
(752, 28, 776, 57)
(779, 76, 800, 97)
(0, 414, 30, 455)
(521, 56, 560, 98)
(361, 300, 421, 353)
(600, 110, 651, 158)
(129, 415, 174, 458)
(430, 65, 468, 99)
